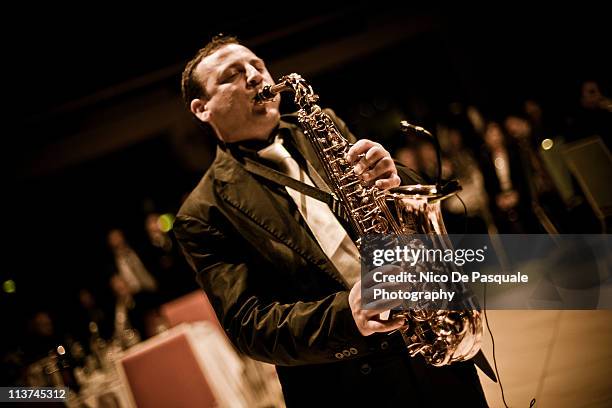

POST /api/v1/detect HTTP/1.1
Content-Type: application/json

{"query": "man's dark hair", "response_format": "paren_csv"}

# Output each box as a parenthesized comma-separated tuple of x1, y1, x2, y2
(181, 34, 239, 110)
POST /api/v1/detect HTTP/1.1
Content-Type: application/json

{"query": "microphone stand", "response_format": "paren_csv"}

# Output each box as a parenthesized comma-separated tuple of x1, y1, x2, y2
(400, 121, 442, 192)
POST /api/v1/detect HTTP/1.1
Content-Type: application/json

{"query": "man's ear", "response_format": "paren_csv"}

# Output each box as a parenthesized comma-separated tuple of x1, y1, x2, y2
(190, 98, 210, 123)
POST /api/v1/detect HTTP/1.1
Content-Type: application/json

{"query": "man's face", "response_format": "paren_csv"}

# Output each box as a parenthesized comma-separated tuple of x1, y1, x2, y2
(191, 44, 281, 143)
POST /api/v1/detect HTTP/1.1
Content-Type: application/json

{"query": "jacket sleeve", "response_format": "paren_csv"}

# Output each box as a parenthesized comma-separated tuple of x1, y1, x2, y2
(173, 213, 374, 366)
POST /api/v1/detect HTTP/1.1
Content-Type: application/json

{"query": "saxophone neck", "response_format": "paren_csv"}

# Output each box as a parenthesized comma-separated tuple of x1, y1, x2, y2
(254, 73, 319, 110)
(254, 82, 292, 104)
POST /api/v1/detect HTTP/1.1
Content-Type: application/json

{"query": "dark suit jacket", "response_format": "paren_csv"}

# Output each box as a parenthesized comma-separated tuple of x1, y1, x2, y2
(174, 111, 488, 407)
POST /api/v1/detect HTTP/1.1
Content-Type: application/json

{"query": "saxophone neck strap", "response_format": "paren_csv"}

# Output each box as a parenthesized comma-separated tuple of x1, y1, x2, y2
(242, 157, 346, 218)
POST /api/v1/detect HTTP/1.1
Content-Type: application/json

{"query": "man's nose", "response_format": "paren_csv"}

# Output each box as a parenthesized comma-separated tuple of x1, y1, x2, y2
(246, 65, 263, 88)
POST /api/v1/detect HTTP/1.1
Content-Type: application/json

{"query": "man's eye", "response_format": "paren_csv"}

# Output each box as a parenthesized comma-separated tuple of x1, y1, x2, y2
(222, 71, 239, 83)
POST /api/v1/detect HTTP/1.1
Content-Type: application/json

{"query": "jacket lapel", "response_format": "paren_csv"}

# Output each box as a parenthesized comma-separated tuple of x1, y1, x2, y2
(213, 146, 348, 288)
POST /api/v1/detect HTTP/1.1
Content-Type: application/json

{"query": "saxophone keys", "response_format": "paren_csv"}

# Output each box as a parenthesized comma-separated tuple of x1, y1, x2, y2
(345, 186, 364, 198)
(339, 172, 356, 181)
(339, 180, 361, 189)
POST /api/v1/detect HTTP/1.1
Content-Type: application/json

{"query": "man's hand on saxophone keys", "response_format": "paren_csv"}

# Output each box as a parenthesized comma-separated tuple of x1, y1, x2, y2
(348, 265, 406, 336)
(346, 139, 401, 190)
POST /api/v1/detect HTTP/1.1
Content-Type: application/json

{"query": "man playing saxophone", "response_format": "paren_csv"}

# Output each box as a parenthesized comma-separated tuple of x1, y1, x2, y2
(174, 35, 488, 407)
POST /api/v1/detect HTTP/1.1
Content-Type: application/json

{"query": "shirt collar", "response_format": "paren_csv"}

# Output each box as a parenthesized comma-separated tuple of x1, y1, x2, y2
(223, 120, 296, 162)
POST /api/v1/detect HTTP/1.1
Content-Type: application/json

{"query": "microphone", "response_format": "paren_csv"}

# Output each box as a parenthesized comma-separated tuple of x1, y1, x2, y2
(400, 121, 433, 138)
(399, 121, 442, 188)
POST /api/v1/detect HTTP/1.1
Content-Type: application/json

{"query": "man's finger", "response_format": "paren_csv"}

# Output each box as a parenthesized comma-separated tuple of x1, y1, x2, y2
(374, 173, 401, 190)
(364, 317, 406, 334)
(362, 297, 404, 312)
(363, 157, 396, 182)
(346, 140, 379, 163)
(364, 146, 388, 164)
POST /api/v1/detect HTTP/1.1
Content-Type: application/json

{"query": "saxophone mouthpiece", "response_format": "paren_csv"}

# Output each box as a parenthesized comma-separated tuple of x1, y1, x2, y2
(254, 85, 276, 104)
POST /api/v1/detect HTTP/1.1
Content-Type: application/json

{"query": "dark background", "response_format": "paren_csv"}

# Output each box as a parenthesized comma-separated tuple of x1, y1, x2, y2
(4, 3, 610, 355)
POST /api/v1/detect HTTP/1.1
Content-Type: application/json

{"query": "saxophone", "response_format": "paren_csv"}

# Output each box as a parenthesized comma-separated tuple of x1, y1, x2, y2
(255, 74, 482, 366)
